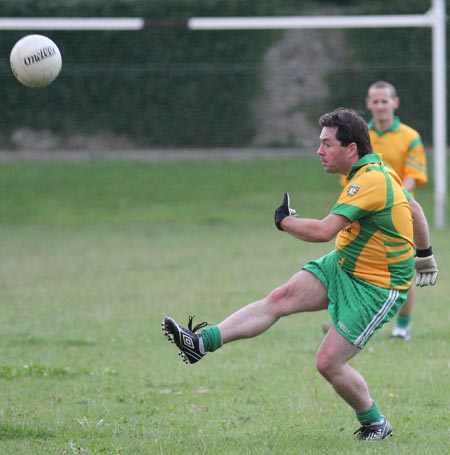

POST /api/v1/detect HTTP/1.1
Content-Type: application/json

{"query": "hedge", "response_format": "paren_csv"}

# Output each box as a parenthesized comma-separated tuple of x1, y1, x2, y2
(0, 0, 442, 147)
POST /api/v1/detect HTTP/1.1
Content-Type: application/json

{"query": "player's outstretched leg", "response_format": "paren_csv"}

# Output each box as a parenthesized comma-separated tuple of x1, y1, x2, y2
(162, 316, 207, 364)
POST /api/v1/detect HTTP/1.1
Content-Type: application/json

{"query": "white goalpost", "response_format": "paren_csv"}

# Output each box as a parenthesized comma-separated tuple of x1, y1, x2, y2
(0, 0, 446, 228)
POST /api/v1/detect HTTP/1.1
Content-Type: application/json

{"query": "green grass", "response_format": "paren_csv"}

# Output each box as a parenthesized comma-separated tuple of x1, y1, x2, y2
(0, 157, 448, 454)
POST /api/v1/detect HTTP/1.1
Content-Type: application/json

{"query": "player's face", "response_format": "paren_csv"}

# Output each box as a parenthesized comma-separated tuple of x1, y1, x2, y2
(317, 126, 354, 175)
(366, 87, 399, 123)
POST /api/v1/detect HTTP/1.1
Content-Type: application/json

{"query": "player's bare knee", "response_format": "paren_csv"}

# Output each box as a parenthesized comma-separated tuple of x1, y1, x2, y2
(266, 284, 295, 315)
(316, 351, 336, 380)
(268, 284, 288, 302)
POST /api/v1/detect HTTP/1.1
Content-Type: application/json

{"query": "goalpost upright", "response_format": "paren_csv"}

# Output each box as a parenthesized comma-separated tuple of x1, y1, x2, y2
(0, 0, 446, 228)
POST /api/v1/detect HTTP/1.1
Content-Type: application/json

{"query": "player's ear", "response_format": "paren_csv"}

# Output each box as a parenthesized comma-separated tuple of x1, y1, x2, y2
(393, 96, 400, 109)
(347, 142, 358, 157)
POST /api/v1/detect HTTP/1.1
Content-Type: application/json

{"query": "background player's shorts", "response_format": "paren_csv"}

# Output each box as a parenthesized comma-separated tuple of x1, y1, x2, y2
(303, 251, 408, 348)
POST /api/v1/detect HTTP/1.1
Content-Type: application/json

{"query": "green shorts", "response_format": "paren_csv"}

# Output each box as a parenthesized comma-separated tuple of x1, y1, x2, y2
(303, 251, 407, 348)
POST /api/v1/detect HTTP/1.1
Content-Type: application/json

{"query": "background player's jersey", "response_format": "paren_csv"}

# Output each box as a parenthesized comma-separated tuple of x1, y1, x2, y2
(368, 117, 427, 186)
(331, 154, 414, 290)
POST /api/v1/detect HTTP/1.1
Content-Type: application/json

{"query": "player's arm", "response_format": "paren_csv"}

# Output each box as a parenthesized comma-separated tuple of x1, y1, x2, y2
(402, 177, 417, 193)
(409, 197, 430, 249)
(281, 213, 349, 242)
(408, 197, 438, 286)
(403, 189, 430, 248)
(403, 137, 428, 189)
(274, 193, 348, 242)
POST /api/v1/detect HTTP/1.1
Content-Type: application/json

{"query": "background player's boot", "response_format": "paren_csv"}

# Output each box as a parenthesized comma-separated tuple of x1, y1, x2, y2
(390, 326, 411, 341)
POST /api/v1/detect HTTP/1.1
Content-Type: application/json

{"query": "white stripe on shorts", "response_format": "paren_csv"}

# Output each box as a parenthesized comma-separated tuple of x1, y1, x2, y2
(354, 289, 400, 348)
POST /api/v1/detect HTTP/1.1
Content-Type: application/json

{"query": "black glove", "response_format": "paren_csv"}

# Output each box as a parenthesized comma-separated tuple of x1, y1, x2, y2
(415, 247, 438, 286)
(274, 192, 297, 231)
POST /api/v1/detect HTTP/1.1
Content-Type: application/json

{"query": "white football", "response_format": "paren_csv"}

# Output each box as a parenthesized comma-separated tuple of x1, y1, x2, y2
(10, 34, 62, 88)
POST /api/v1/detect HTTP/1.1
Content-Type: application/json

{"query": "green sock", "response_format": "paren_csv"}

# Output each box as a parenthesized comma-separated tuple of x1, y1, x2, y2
(397, 314, 411, 329)
(356, 401, 383, 425)
(201, 326, 222, 352)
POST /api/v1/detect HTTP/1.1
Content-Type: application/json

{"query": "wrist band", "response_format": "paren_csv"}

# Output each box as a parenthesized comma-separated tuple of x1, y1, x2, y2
(416, 246, 433, 257)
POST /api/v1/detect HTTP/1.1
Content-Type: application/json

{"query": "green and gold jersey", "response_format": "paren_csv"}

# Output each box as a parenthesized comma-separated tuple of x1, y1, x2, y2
(368, 116, 427, 187)
(331, 154, 414, 290)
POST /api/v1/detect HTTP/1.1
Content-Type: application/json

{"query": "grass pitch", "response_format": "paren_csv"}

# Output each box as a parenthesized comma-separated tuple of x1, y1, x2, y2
(0, 157, 448, 454)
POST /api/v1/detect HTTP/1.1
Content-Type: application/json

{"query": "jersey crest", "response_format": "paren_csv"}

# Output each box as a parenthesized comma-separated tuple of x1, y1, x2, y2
(347, 184, 361, 196)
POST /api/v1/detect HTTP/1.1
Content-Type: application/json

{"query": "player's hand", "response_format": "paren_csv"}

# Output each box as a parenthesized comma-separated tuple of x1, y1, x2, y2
(415, 252, 438, 286)
(274, 192, 297, 231)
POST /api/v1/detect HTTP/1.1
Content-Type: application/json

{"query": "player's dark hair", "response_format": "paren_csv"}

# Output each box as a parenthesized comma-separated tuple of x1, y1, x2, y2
(319, 108, 373, 158)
